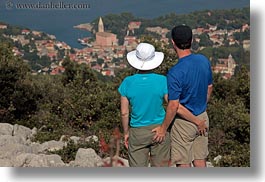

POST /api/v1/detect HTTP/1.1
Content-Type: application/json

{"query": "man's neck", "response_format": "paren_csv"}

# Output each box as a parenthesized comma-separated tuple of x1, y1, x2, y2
(177, 49, 192, 59)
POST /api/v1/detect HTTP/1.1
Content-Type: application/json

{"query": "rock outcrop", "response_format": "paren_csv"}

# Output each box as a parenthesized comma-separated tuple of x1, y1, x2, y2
(0, 123, 128, 167)
(0, 123, 213, 168)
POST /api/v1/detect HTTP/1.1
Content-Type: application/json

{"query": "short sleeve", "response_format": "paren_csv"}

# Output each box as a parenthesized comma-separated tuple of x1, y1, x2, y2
(118, 79, 127, 97)
(167, 69, 183, 100)
(208, 62, 213, 85)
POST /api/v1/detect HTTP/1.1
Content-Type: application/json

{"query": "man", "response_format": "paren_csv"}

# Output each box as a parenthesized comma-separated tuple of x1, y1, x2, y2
(153, 25, 213, 167)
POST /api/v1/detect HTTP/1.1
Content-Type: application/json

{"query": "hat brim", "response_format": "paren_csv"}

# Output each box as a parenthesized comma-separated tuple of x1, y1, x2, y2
(127, 51, 164, 70)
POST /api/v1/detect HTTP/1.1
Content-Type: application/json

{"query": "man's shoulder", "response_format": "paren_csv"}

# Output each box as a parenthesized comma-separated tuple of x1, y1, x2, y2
(167, 64, 185, 79)
(169, 62, 185, 72)
(193, 53, 209, 61)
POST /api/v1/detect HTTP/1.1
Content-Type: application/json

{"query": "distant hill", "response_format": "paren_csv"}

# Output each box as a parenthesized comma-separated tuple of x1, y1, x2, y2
(90, 7, 249, 44)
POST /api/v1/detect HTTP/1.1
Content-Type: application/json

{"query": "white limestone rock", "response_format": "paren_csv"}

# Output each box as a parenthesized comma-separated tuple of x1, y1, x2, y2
(0, 123, 13, 136)
(13, 124, 32, 140)
(39, 140, 66, 152)
(70, 148, 102, 167)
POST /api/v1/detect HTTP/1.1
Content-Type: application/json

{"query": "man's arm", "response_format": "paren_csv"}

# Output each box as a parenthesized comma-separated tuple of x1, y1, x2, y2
(162, 95, 203, 128)
(207, 84, 213, 103)
(162, 94, 206, 131)
(120, 96, 130, 149)
(161, 100, 179, 131)
(175, 85, 212, 134)
(153, 100, 207, 142)
(164, 94, 168, 104)
(152, 100, 179, 142)
(177, 105, 207, 135)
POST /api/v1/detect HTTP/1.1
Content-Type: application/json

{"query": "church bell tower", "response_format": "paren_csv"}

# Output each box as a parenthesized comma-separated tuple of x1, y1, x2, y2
(98, 17, 104, 33)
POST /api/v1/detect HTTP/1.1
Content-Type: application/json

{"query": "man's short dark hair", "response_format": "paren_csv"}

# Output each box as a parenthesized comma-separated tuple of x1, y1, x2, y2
(171, 25, 192, 50)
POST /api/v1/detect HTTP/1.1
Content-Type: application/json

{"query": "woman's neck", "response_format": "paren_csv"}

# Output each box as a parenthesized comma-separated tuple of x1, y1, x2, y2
(138, 70, 153, 74)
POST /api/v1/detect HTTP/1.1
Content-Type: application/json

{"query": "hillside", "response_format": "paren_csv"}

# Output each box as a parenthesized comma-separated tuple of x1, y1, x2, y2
(0, 7, 250, 167)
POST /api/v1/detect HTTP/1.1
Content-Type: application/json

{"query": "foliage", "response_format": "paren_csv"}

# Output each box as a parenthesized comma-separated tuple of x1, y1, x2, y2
(197, 45, 249, 71)
(207, 66, 250, 167)
(198, 33, 213, 47)
(91, 7, 249, 45)
(29, 59, 122, 142)
(148, 7, 249, 30)
(0, 43, 41, 123)
(49, 140, 99, 163)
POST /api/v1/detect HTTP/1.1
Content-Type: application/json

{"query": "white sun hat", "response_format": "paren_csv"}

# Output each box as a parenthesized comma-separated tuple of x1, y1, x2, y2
(127, 43, 164, 70)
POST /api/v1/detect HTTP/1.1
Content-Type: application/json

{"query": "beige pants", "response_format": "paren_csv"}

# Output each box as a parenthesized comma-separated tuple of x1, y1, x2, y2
(128, 124, 171, 167)
(170, 112, 209, 165)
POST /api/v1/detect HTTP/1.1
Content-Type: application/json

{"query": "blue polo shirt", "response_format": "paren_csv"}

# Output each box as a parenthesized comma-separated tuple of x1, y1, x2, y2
(118, 73, 167, 127)
(167, 54, 212, 116)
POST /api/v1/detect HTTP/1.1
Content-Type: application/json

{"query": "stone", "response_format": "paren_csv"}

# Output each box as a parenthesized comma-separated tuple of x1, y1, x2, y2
(30, 142, 42, 154)
(206, 161, 214, 167)
(0, 123, 13, 136)
(0, 135, 27, 147)
(26, 154, 65, 167)
(13, 124, 32, 140)
(70, 136, 80, 144)
(0, 143, 32, 160)
(0, 159, 13, 167)
(85, 135, 99, 143)
(13, 153, 36, 167)
(71, 148, 102, 167)
(59, 135, 68, 142)
(31, 127, 38, 138)
(214, 155, 222, 164)
(39, 140, 66, 152)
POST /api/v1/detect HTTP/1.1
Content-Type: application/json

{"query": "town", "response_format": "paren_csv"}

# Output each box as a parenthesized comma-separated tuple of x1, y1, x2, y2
(0, 12, 250, 79)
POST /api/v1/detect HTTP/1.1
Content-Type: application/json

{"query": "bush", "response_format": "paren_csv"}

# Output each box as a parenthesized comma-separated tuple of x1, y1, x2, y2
(0, 43, 40, 123)
(49, 140, 100, 163)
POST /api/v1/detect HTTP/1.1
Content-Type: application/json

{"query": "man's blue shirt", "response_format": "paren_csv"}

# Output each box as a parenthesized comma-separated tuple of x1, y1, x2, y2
(167, 54, 213, 116)
(118, 73, 167, 127)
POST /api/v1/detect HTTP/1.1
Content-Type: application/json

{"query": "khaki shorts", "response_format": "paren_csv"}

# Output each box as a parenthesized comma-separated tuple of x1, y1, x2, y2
(170, 112, 209, 165)
(128, 124, 171, 167)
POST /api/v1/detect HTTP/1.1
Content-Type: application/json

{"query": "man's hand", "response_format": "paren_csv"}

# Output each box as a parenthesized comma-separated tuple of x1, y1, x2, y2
(152, 126, 166, 143)
(124, 133, 129, 149)
(197, 119, 208, 136)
